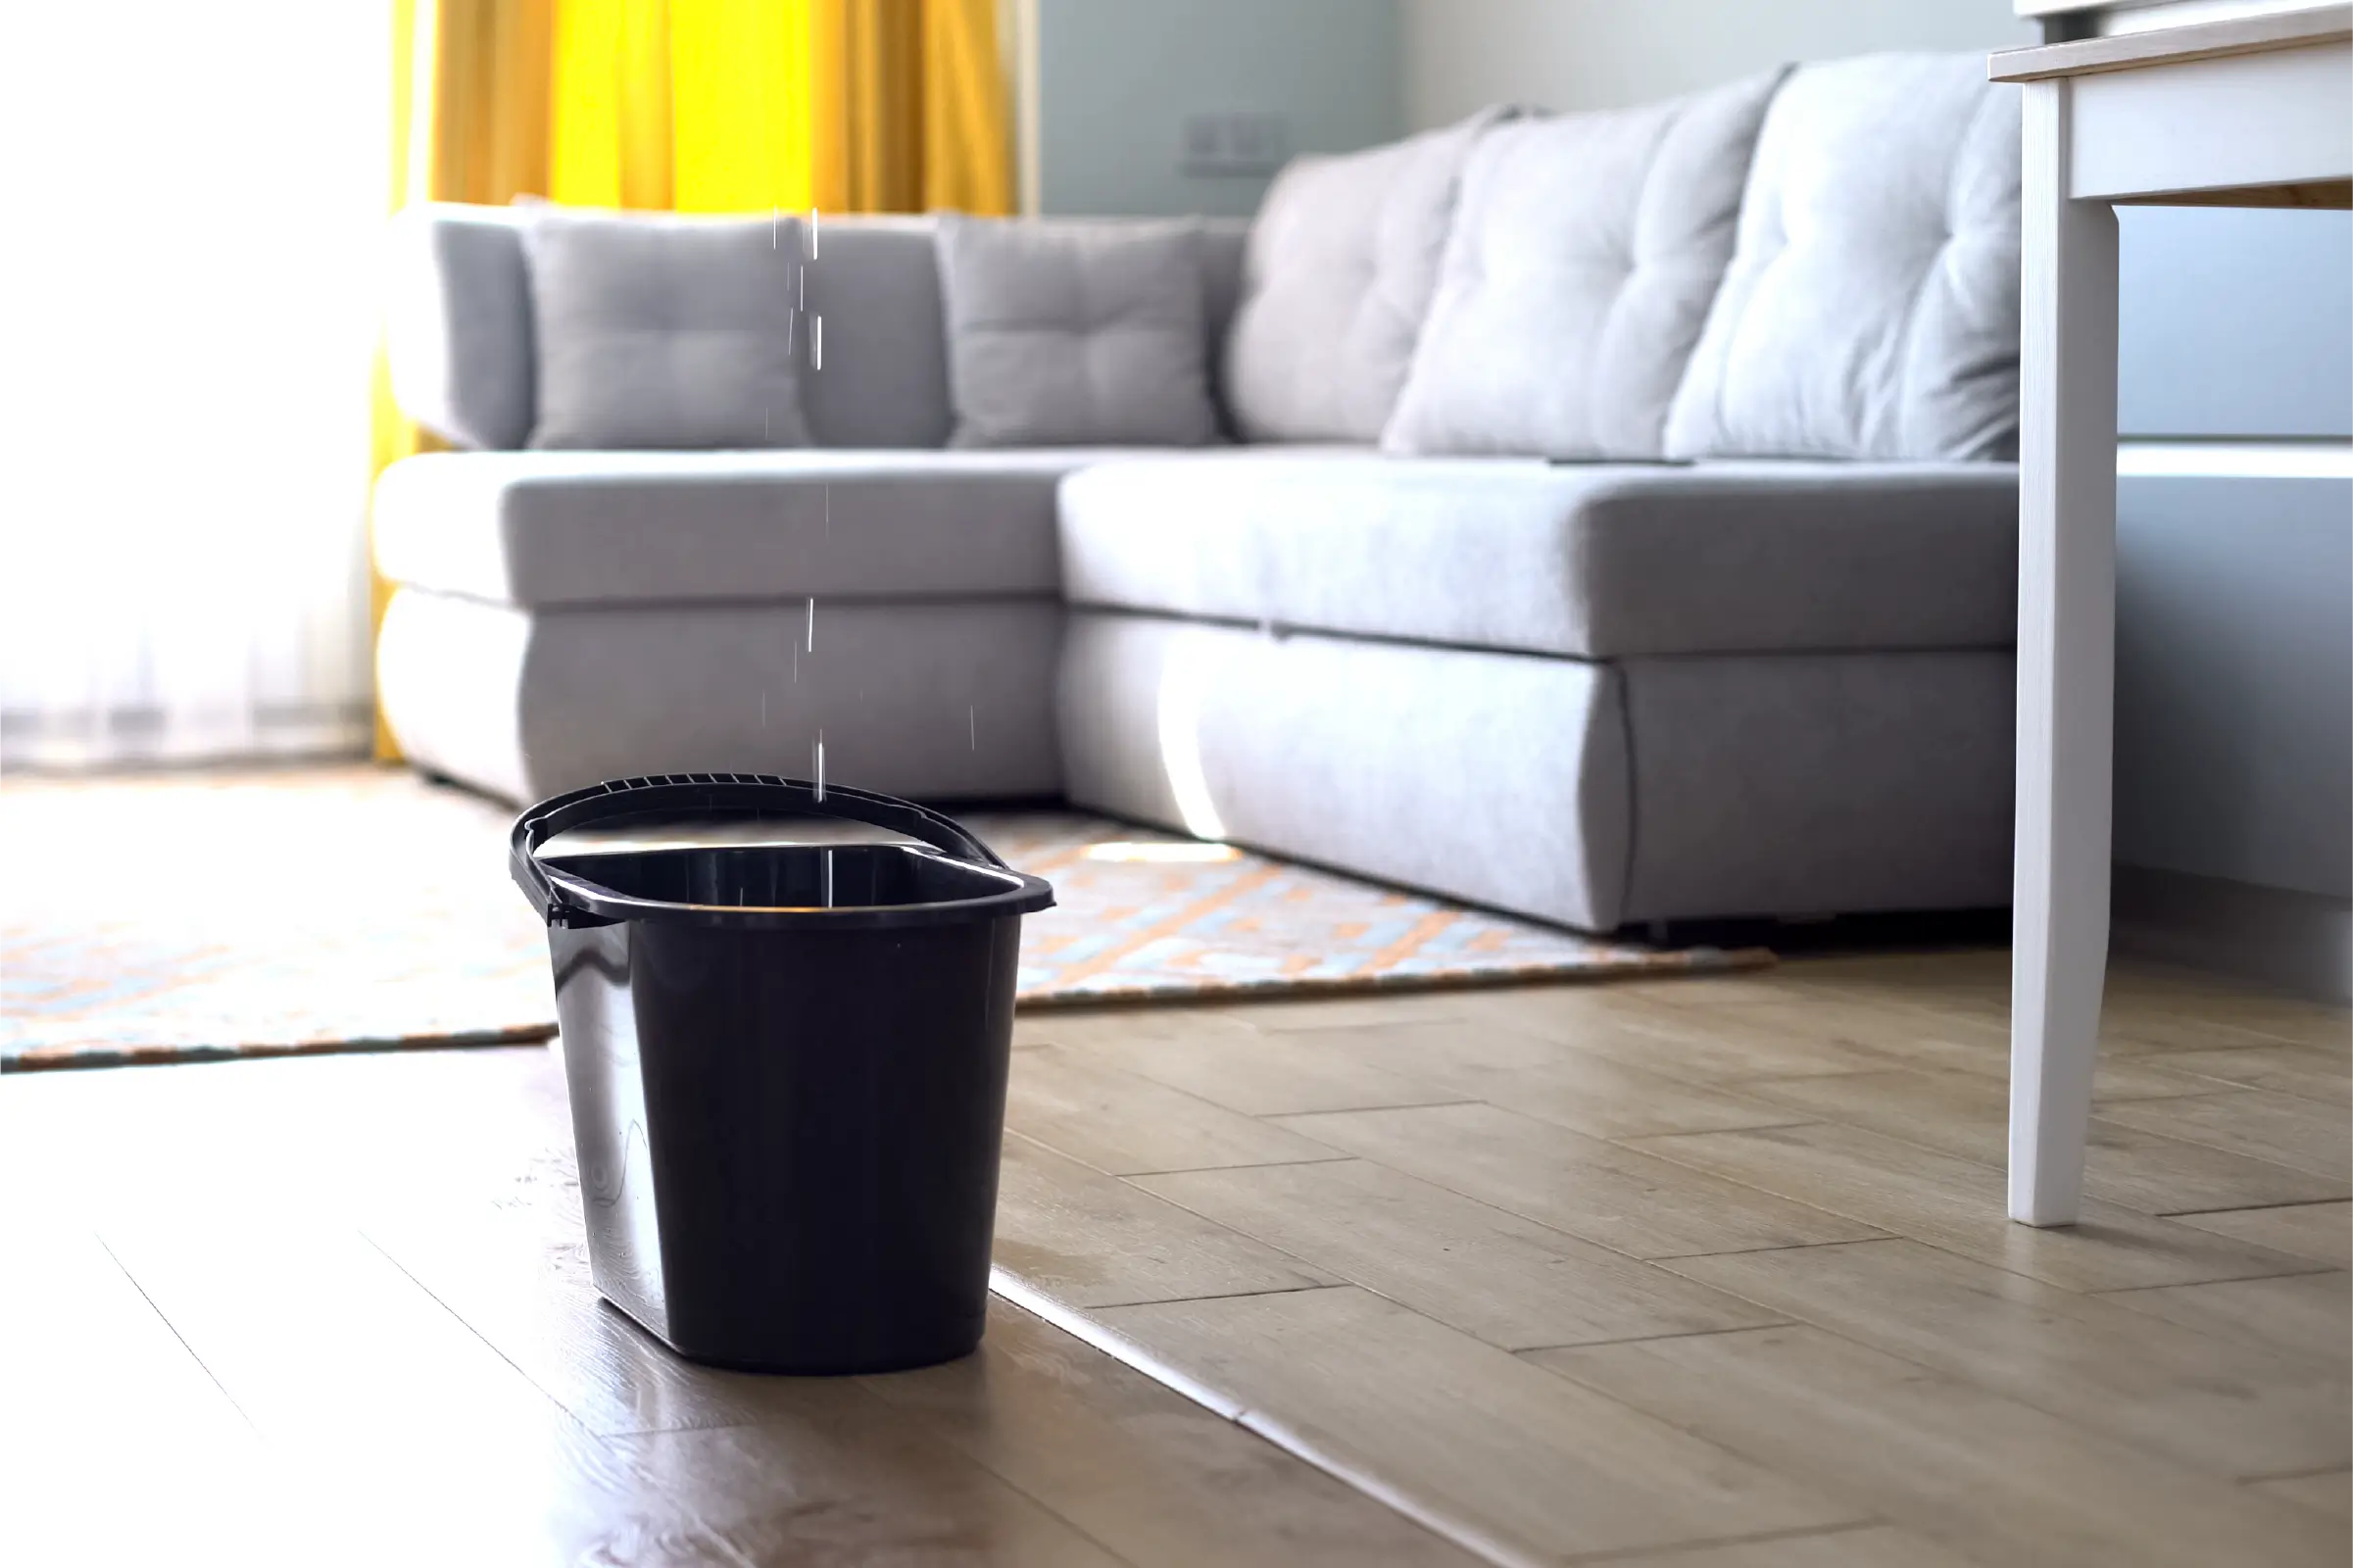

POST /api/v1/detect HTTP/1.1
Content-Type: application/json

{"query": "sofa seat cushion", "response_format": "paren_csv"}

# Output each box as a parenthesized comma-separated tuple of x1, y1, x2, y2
(1058, 452, 2018, 659)
(374, 448, 1177, 608)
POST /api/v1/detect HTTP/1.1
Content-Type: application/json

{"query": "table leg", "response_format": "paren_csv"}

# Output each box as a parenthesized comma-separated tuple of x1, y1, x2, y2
(2011, 78, 2119, 1227)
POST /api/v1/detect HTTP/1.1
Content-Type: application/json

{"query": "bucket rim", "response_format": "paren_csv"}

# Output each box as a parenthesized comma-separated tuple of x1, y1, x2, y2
(510, 773, 1055, 930)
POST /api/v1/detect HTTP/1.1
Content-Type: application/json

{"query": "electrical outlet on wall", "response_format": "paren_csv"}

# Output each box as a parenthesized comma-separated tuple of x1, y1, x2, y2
(1179, 112, 1290, 176)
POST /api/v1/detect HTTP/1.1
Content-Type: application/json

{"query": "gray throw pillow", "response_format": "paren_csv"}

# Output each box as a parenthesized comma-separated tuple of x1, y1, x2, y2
(1223, 111, 1505, 444)
(1383, 73, 1785, 459)
(934, 216, 1219, 448)
(522, 208, 811, 450)
(1663, 55, 2022, 462)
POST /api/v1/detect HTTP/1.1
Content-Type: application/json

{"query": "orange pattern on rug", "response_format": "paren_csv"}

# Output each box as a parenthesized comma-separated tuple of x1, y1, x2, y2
(2, 768, 1767, 1070)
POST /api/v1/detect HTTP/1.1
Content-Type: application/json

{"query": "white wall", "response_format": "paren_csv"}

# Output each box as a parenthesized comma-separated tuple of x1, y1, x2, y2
(2112, 208, 2353, 905)
(1035, 0, 1402, 218)
(1404, 0, 2031, 122)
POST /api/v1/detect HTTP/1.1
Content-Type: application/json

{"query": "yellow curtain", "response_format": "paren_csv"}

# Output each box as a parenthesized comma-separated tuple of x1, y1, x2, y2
(369, 0, 1011, 757)
(550, 0, 1012, 214)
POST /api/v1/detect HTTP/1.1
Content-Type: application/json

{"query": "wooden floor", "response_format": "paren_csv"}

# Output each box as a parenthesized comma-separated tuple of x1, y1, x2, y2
(5, 951, 2347, 1566)
(998, 952, 2352, 1567)
(1, 1052, 1472, 1567)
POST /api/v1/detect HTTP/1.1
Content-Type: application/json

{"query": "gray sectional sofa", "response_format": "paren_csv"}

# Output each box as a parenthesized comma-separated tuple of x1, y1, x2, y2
(377, 52, 2022, 934)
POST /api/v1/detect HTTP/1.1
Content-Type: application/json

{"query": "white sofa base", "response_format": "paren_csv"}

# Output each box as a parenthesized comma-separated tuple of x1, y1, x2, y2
(379, 587, 1063, 805)
(1056, 610, 2012, 931)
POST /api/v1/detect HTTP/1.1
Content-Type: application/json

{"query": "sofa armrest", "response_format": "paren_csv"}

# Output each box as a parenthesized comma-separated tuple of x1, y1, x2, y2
(385, 202, 535, 451)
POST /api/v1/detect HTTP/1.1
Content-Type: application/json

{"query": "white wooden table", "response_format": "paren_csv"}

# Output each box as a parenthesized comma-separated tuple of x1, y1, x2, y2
(1993, 2, 2352, 1225)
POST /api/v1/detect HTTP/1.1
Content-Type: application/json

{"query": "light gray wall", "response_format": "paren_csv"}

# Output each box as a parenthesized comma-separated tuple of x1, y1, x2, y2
(2114, 208, 2353, 902)
(2118, 208, 2353, 440)
(1034, 0, 1402, 218)
(2106, 211, 2350, 994)
(1404, 0, 2031, 122)
(2116, 473, 2351, 900)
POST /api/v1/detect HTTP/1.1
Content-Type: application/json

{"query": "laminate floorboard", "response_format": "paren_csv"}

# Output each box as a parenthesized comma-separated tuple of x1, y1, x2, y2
(9, 947, 2346, 1567)
(2161, 1043, 2351, 1103)
(0, 1219, 300, 1568)
(1624, 1120, 2322, 1289)
(1533, 1325, 2348, 1568)
(1742, 1066, 2349, 1212)
(2099, 1089, 2353, 1182)
(1665, 1239, 2348, 1476)
(989, 1129, 1341, 1307)
(2255, 1470, 2353, 1519)
(989, 952, 2348, 1567)
(1607, 1525, 1985, 1568)
(1273, 1101, 1886, 1258)
(1005, 1044, 1341, 1175)
(1094, 1287, 1862, 1564)
(1133, 1157, 1788, 1350)
(859, 1296, 1477, 1568)
(2095, 1269, 2353, 1366)
(1325, 1018, 1811, 1139)
(1054, 1022, 1468, 1117)
(2170, 1199, 2353, 1268)
(0, 1047, 1474, 1567)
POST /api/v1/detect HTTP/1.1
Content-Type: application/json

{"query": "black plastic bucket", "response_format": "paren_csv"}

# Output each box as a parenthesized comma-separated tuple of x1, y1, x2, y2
(510, 773, 1054, 1373)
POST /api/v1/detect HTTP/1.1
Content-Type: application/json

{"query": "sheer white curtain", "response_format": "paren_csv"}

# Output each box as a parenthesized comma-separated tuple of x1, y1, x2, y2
(0, 5, 390, 768)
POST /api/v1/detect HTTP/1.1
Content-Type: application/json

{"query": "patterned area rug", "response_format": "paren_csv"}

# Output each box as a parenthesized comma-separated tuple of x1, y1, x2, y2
(976, 814, 1765, 1003)
(1, 766, 1767, 1070)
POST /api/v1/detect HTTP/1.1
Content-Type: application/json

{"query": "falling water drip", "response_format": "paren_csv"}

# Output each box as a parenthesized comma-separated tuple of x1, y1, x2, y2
(823, 848, 834, 909)
(969, 705, 976, 751)
(813, 731, 826, 802)
(785, 312, 794, 355)
(809, 206, 819, 257)
(807, 597, 815, 652)
(811, 317, 822, 370)
(770, 206, 779, 249)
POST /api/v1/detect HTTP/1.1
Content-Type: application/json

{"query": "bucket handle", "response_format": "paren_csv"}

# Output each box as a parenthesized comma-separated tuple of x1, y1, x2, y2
(509, 772, 1021, 928)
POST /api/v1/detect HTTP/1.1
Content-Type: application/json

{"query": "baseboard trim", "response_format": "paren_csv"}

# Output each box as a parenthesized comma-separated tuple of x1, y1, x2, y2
(2112, 863, 2352, 1004)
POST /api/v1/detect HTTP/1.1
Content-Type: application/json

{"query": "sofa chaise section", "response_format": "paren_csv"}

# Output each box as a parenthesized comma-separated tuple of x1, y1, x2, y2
(1058, 614, 1637, 930)
(1058, 452, 2020, 658)
(1055, 451, 2017, 929)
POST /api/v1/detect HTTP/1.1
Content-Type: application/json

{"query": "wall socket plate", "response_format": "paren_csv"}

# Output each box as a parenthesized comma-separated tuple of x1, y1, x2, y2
(1180, 112, 1290, 177)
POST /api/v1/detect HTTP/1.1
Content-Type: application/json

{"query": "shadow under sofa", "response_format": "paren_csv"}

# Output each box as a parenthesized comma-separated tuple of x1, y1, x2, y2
(376, 66, 2021, 936)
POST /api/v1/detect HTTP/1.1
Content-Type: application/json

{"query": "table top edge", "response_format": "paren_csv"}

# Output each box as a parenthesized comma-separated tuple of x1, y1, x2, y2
(1989, 3, 2352, 81)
